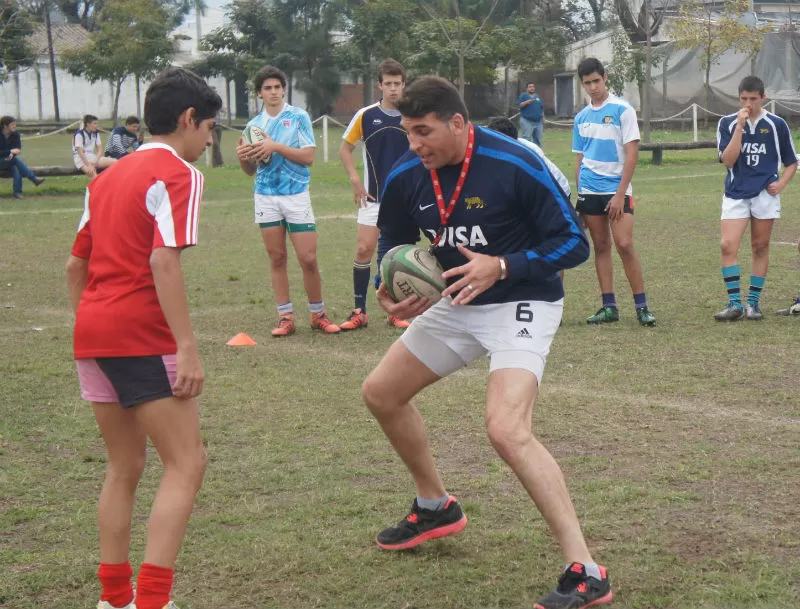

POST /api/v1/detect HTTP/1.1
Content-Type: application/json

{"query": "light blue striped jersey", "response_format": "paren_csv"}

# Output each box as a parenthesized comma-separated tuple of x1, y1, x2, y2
(246, 104, 316, 196)
(572, 94, 640, 195)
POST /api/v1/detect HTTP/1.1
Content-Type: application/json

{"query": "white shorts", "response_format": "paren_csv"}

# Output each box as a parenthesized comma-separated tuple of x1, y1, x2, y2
(255, 191, 316, 231)
(721, 190, 780, 220)
(401, 297, 563, 382)
(74, 152, 97, 170)
(357, 201, 380, 227)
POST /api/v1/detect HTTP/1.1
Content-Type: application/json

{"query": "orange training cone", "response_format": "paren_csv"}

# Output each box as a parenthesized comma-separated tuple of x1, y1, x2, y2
(226, 332, 257, 346)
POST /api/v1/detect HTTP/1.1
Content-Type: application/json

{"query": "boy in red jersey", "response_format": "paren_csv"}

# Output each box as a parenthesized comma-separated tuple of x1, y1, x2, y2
(65, 67, 221, 609)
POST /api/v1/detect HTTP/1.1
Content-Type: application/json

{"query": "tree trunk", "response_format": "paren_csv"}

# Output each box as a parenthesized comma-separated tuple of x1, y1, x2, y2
(504, 64, 510, 115)
(112, 77, 123, 126)
(704, 61, 711, 128)
(226, 78, 232, 125)
(44, 4, 60, 121)
(642, 2, 653, 143)
(135, 75, 141, 118)
(195, 6, 202, 52)
(458, 52, 465, 99)
(363, 70, 372, 107)
(661, 55, 668, 107)
(35, 63, 43, 120)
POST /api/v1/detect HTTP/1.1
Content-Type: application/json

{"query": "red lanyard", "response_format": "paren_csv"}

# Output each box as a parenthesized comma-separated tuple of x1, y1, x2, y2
(430, 123, 475, 246)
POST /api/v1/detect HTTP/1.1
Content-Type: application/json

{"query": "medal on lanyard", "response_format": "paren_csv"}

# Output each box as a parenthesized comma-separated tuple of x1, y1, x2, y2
(427, 123, 475, 254)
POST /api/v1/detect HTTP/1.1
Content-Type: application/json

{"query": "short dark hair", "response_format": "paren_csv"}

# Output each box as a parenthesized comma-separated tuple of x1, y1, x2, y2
(144, 67, 222, 136)
(487, 117, 518, 139)
(397, 76, 469, 123)
(254, 66, 287, 92)
(577, 57, 605, 79)
(125, 115, 140, 126)
(83, 114, 98, 125)
(526, 82, 535, 87)
(0, 116, 15, 129)
(378, 59, 405, 83)
(739, 75, 765, 96)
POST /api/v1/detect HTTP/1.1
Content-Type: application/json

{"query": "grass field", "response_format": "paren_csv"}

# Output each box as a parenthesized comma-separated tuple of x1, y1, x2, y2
(1, 126, 799, 609)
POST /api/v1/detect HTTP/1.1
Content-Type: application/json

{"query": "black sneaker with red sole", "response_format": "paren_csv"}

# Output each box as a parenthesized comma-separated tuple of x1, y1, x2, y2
(534, 562, 613, 609)
(376, 496, 467, 550)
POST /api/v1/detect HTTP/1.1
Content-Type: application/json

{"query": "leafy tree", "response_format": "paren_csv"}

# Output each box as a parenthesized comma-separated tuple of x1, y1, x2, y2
(198, 0, 343, 115)
(0, 1, 35, 82)
(269, 0, 344, 116)
(190, 27, 251, 122)
(672, 0, 769, 116)
(406, 17, 500, 89)
(415, 0, 501, 97)
(336, 0, 418, 106)
(54, 0, 202, 30)
(61, 0, 178, 123)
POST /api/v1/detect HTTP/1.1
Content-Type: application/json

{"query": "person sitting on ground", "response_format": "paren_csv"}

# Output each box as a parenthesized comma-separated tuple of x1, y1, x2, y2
(73, 115, 117, 179)
(104, 116, 145, 159)
(0, 115, 45, 199)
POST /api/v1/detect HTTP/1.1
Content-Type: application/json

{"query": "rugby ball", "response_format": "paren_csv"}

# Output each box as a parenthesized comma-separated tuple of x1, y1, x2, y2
(381, 244, 446, 304)
(242, 125, 272, 165)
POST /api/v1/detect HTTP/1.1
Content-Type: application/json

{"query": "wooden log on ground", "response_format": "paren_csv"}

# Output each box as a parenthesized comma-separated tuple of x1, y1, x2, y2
(0, 166, 83, 178)
(639, 140, 717, 165)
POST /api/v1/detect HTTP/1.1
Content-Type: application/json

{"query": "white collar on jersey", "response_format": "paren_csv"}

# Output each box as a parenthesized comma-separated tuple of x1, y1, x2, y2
(747, 109, 768, 129)
(263, 103, 288, 119)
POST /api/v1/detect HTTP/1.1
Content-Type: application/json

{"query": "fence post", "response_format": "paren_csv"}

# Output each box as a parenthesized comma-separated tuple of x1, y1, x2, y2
(692, 103, 698, 142)
(323, 115, 329, 163)
(769, 100, 776, 114)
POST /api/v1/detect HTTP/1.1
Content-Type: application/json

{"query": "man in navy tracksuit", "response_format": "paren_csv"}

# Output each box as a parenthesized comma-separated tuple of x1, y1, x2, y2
(362, 76, 612, 609)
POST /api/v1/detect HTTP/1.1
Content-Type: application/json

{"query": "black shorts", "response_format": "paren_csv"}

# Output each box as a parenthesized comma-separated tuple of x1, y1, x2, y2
(575, 194, 634, 216)
(77, 354, 177, 408)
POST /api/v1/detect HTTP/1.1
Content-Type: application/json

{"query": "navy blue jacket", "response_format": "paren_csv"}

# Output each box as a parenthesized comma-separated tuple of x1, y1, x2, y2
(378, 125, 589, 304)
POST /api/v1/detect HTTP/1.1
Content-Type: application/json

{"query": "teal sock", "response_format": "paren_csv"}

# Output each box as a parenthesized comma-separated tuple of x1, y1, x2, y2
(722, 265, 741, 307)
(748, 275, 765, 307)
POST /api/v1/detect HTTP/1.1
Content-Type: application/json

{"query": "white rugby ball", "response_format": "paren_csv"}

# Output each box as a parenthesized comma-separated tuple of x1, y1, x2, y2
(381, 244, 446, 304)
(242, 125, 272, 165)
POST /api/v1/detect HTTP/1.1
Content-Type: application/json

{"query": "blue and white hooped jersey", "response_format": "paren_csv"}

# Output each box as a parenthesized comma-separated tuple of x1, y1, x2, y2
(246, 104, 316, 197)
(717, 111, 798, 199)
(572, 95, 640, 195)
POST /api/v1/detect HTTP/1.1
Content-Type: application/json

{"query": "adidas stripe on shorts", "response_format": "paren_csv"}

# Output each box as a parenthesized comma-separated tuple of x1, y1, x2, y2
(401, 297, 563, 381)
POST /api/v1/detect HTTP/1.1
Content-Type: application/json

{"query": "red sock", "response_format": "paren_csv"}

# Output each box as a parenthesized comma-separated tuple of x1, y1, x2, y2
(135, 563, 174, 609)
(98, 562, 134, 608)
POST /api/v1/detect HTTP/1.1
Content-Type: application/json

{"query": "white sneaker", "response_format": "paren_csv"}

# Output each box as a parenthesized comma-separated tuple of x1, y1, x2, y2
(97, 601, 134, 609)
(776, 298, 800, 316)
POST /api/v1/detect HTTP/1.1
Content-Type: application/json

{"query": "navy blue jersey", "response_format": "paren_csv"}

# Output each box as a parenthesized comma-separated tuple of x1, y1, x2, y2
(717, 111, 798, 199)
(378, 125, 589, 304)
(343, 102, 408, 202)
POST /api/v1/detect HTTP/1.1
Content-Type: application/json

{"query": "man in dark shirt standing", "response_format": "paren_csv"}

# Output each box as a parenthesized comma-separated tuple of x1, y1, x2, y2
(104, 116, 144, 159)
(0, 116, 45, 199)
(517, 81, 544, 146)
(362, 76, 612, 609)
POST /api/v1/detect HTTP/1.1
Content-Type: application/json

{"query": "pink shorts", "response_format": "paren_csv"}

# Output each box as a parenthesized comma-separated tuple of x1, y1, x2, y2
(76, 354, 177, 408)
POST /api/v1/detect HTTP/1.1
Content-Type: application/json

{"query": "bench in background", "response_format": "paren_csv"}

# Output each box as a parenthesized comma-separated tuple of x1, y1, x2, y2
(639, 140, 717, 166)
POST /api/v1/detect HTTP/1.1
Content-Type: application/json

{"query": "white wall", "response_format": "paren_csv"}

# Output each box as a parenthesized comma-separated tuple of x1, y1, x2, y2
(0, 59, 233, 122)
